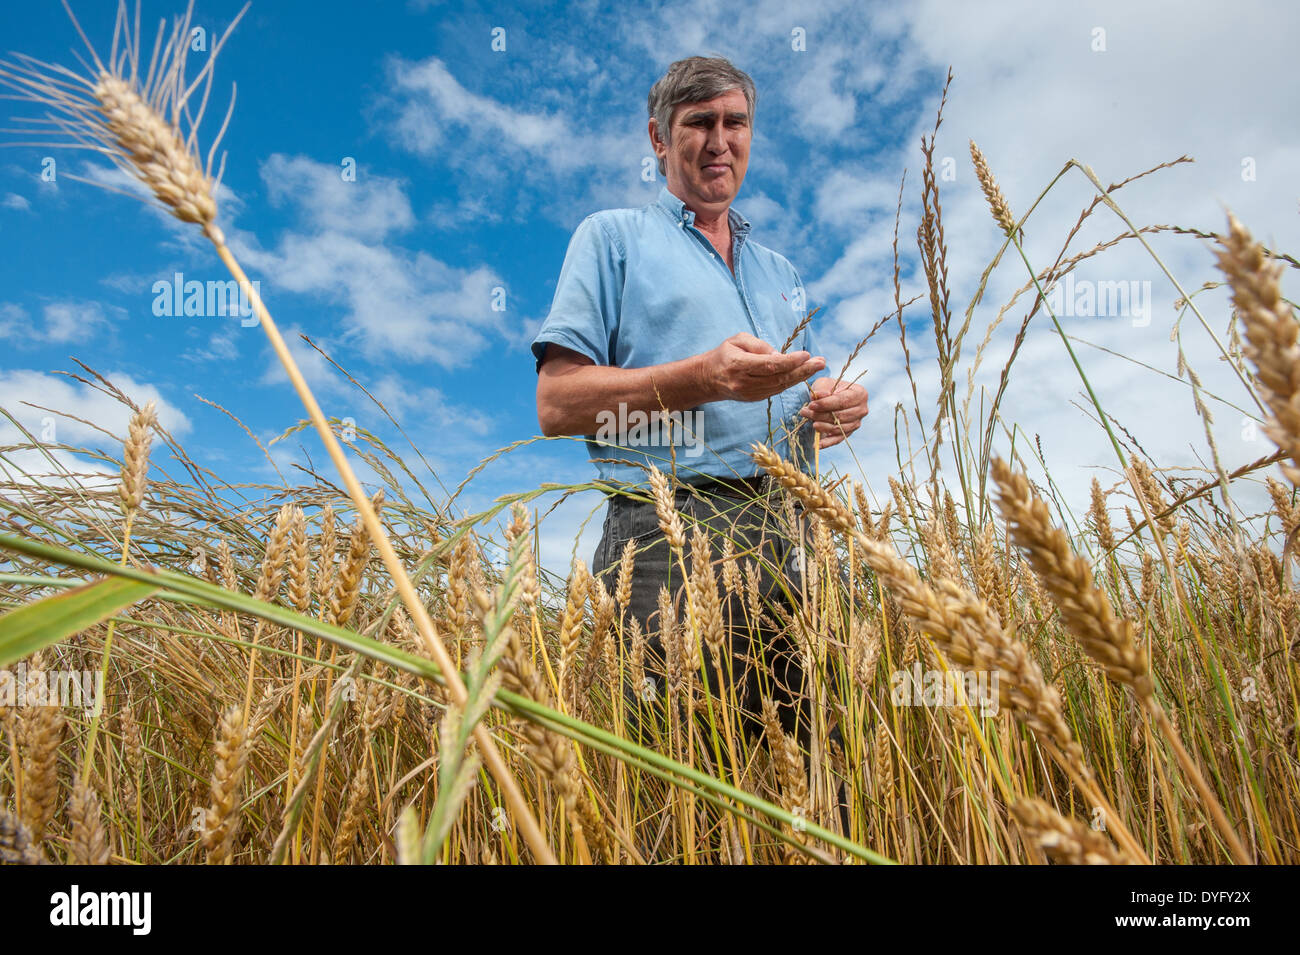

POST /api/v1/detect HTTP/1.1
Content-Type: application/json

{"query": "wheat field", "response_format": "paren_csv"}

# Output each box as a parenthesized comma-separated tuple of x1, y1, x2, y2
(0, 6, 1297, 866)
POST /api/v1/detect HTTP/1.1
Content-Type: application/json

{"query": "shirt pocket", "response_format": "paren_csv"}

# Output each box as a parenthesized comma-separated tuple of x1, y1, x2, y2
(754, 290, 804, 350)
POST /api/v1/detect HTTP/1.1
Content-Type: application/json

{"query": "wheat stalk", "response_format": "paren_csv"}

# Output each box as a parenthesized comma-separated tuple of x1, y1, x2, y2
(690, 527, 726, 667)
(118, 400, 158, 518)
(649, 466, 687, 550)
(762, 696, 812, 864)
(78, 399, 159, 785)
(331, 765, 369, 864)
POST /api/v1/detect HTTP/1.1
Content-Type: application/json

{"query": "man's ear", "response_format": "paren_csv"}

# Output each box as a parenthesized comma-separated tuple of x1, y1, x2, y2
(647, 117, 666, 158)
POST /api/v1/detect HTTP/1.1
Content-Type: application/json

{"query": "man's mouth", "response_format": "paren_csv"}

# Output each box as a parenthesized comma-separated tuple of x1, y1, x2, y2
(703, 163, 729, 173)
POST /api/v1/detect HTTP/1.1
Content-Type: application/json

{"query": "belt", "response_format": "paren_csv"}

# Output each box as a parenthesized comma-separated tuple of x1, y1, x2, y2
(678, 473, 771, 498)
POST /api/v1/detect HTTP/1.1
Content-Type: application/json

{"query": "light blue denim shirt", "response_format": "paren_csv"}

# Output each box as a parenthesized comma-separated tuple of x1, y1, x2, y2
(532, 186, 823, 489)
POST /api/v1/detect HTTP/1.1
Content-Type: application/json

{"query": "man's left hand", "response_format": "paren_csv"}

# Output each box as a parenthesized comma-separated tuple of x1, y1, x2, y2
(799, 378, 868, 450)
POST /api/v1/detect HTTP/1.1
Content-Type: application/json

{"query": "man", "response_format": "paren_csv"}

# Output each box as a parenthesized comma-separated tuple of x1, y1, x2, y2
(532, 56, 869, 753)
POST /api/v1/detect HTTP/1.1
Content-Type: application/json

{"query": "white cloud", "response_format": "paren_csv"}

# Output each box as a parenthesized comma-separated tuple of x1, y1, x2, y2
(244, 229, 504, 368)
(787, 56, 857, 137)
(260, 153, 415, 240)
(379, 54, 659, 221)
(0, 369, 191, 440)
(0, 303, 27, 340)
(812, 169, 901, 231)
(40, 301, 110, 344)
(2, 193, 30, 211)
(369, 374, 495, 437)
(179, 320, 242, 363)
(388, 57, 571, 156)
(228, 155, 509, 370)
(0, 368, 192, 494)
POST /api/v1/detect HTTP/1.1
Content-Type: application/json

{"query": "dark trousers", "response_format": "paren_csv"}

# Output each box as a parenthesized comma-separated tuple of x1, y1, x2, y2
(590, 480, 818, 751)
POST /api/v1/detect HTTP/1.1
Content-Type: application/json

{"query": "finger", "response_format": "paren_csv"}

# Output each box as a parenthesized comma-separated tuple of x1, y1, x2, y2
(820, 421, 857, 443)
(805, 386, 863, 413)
(739, 350, 812, 378)
(801, 405, 865, 425)
(804, 394, 855, 415)
(812, 420, 854, 435)
(809, 376, 845, 399)
(806, 418, 860, 437)
(781, 357, 825, 391)
(804, 402, 866, 425)
(731, 332, 776, 354)
(748, 356, 824, 388)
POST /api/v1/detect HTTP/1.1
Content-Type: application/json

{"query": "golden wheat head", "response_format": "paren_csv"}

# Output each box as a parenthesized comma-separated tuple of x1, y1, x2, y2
(969, 140, 1017, 237)
(0, 1, 248, 244)
(1214, 212, 1300, 484)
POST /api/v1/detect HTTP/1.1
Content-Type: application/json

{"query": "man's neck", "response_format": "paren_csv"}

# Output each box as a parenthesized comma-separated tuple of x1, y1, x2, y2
(668, 185, 730, 236)
(686, 202, 731, 258)
(690, 206, 729, 237)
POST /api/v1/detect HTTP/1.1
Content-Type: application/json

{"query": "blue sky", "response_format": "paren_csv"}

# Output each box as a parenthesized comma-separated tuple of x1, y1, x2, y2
(2, 0, 1298, 575)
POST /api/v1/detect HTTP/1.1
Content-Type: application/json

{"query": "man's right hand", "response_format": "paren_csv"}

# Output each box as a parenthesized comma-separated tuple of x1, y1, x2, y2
(700, 332, 825, 403)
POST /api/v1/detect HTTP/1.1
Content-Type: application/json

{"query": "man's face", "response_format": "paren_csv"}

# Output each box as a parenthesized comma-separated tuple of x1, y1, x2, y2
(650, 88, 751, 216)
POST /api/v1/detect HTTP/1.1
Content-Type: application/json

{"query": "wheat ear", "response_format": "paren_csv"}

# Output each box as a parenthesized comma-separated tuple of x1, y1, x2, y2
(0, 809, 45, 865)
(762, 697, 812, 864)
(994, 458, 1252, 865)
(1215, 212, 1300, 483)
(201, 704, 249, 864)
(1012, 798, 1128, 865)
(991, 459, 1153, 699)
(17, 688, 64, 844)
(970, 140, 1018, 237)
(68, 775, 111, 865)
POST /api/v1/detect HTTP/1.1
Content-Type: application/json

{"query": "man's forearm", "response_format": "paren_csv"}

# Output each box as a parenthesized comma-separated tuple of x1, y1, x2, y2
(539, 352, 716, 436)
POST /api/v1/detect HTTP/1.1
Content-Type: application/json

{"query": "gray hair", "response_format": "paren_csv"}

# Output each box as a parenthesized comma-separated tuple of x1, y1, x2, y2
(647, 56, 757, 177)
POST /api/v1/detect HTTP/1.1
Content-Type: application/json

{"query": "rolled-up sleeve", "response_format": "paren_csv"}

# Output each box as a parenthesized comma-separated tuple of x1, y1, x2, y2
(531, 215, 623, 373)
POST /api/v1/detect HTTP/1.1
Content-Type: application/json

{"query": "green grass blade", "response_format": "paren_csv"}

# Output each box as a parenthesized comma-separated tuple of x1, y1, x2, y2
(0, 575, 159, 667)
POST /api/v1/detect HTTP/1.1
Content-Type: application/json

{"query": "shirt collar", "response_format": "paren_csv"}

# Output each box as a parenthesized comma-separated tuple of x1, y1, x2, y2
(656, 185, 751, 236)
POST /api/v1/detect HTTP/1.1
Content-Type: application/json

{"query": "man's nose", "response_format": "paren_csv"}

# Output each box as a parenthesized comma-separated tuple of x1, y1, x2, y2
(705, 122, 728, 154)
